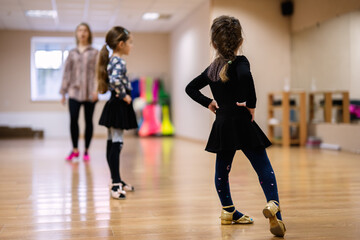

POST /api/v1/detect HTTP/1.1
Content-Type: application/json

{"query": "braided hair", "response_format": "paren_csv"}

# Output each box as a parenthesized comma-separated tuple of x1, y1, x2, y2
(210, 16, 243, 82)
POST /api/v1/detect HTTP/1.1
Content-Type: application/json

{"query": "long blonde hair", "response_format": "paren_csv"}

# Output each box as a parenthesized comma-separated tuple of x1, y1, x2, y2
(96, 26, 130, 94)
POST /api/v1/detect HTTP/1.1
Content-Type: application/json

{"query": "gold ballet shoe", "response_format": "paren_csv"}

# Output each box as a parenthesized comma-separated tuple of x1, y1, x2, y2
(263, 200, 286, 237)
(220, 205, 254, 225)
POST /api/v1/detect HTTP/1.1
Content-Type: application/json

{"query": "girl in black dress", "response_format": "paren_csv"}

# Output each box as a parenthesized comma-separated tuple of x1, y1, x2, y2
(97, 26, 138, 200)
(185, 16, 286, 237)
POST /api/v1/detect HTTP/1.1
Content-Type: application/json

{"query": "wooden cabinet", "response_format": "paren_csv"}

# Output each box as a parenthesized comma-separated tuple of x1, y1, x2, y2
(268, 91, 307, 146)
(309, 91, 350, 123)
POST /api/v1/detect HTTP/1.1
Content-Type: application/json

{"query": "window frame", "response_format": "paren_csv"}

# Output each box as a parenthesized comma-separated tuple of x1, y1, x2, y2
(30, 36, 108, 102)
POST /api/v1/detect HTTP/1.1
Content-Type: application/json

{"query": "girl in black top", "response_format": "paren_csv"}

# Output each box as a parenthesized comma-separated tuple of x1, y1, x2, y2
(185, 16, 286, 237)
(97, 26, 138, 200)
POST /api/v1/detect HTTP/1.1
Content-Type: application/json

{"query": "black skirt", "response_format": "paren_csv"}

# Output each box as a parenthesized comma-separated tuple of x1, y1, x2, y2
(99, 91, 138, 130)
(205, 106, 271, 153)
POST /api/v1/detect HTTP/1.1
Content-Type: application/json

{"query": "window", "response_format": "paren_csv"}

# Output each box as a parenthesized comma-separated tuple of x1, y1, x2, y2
(30, 37, 109, 101)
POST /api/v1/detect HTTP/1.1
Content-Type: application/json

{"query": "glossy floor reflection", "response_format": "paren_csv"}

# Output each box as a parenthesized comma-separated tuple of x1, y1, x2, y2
(0, 137, 359, 239)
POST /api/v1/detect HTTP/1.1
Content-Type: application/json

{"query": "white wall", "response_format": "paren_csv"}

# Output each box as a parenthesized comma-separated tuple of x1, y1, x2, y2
(291, 13, 351, 92)
(312, 123, 360, 153)
(292, 0, 360, 33)
(170, 1, 212, 141)
(211, 0, 291, 132)
(350, 11, 360, 99)
(291, 11, 360, 99)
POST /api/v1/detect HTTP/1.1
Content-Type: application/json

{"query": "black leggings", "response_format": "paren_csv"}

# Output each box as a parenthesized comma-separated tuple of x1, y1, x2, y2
(68, 98, 96, 149)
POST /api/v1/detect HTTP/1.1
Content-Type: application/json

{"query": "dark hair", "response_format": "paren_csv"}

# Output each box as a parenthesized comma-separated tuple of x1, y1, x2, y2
(97, 26, 130, 94)
(211, 15, 243, 82)
(75, 22, 93, 45)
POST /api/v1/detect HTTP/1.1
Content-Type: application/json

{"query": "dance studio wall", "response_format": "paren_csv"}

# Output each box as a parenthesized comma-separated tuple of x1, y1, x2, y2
(0, 31, 170, 137)
(290, 0, 360, 99)
(291, 10, 360, 99)
(291, 0, 360, 33)
(170, 0, 212, 141)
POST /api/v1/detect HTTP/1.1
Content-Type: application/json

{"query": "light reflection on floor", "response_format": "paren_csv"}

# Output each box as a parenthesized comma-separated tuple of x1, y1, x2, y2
(0, 137, 359, 239)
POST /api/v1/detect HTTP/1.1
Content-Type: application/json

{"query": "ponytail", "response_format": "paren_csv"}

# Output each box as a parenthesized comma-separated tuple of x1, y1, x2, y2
(97, 44, 110, 94)
(217, 46, 236, 83)
(219, 61, 232, 82)
(97, 26, 131, 93)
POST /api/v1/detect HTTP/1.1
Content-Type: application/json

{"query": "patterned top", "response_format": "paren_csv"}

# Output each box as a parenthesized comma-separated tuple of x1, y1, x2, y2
(107, 56, 132, 99)
(60, 46, 99, 101)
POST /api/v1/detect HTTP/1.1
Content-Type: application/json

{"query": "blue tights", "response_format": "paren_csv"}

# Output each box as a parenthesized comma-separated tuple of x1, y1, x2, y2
(215, 148, 282, 220)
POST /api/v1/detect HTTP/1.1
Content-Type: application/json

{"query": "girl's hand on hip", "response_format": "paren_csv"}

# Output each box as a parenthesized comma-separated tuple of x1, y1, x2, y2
(123, 94, 132, 104)
(236, 102, 255, 122)
(208, 100, 219, 114)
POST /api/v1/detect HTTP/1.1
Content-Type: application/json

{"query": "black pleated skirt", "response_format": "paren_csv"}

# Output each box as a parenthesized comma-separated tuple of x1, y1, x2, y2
(99, 91, 138, 130)
(205, 106, 271, 153)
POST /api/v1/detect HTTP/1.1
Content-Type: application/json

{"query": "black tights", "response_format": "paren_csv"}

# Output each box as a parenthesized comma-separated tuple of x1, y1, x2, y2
(68, 98, 96, 149)
(106, 140, 123, 184)
(215, 148, 282, 220)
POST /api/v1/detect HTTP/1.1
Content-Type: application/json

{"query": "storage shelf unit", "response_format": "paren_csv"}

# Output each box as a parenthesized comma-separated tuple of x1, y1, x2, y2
(268, 91, 307, 146)
(309, 91, 350, 123)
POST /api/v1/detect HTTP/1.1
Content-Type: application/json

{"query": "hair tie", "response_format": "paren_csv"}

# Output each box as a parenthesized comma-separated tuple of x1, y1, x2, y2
(124, 29, 129, 35)
(228, 60, 232, 64)
(106, 44, 113, 56)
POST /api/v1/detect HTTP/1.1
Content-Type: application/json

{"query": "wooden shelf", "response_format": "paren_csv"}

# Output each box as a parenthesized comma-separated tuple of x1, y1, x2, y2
(271, 138, 301, 145)
(290, 139, 301, 144)
(315, 105, 344, 110)
(269, 122, 300, 127)
(272, 139, 282, 144)
(270, 106, 300, 110)
(309, 91, 350, 123)
(268, 91, 307, 147)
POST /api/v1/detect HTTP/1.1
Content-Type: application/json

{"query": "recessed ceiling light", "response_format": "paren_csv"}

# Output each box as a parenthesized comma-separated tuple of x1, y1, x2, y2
(142, 12, 160, 20)
(25, 10, 57, 18)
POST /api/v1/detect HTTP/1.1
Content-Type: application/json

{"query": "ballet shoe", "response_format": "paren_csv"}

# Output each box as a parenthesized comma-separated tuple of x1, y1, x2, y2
(220, 205, 254, 225)
(110, 183, 126, 200)
(263, 200, 286, 237)
(120, 180, 135, 192)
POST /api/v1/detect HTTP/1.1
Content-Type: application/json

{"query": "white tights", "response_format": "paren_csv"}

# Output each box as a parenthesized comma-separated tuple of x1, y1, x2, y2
(107, 128, 124, 143)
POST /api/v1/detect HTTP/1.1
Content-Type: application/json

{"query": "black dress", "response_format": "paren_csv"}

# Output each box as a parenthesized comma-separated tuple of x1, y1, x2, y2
(99, 56, 138, 130)
(185, 55, 271, 153)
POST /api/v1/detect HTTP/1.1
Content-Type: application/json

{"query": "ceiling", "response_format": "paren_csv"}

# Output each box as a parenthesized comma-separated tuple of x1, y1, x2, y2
(0, 0, 208, 32)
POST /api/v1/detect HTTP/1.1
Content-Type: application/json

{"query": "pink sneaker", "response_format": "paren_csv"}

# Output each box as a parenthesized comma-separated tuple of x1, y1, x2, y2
(83, 152, 90, 162)
(65, 152, 79, 161)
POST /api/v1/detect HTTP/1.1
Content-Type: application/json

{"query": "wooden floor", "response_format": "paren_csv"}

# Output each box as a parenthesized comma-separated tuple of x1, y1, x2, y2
(0, 137, 359, 240)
